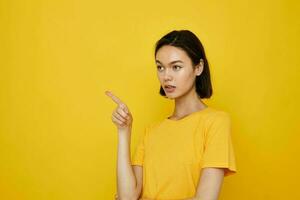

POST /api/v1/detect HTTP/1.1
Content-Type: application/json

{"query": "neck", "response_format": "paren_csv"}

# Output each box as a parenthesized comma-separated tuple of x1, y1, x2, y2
(171, 86, 207, 118)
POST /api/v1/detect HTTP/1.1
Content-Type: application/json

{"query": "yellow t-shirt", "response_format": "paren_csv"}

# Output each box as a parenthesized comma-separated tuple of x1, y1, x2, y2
(131, 107, 237, 199)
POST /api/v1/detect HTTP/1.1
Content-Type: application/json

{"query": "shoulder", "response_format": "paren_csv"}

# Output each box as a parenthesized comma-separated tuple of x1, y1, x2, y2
(204, 107, 231, 126)
(206, 107, 230, 118)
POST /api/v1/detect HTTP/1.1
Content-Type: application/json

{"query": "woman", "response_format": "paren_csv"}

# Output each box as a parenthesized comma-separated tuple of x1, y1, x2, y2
(106, 30, 237, 200)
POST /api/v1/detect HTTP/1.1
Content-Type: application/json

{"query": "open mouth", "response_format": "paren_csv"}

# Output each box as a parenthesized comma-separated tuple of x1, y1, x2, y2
(164, 85, 176, 93)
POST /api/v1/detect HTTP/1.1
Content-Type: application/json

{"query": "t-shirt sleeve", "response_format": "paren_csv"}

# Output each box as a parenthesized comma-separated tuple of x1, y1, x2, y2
(201, 112, 237, 176)
(131, 125, 148, 166)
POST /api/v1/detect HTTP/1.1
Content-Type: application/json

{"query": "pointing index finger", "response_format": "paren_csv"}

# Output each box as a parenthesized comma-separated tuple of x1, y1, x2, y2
(105, 91, 124, 105)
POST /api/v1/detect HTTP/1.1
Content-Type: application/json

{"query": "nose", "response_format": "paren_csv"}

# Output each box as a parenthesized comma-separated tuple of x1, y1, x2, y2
(162, 69, 173, 81)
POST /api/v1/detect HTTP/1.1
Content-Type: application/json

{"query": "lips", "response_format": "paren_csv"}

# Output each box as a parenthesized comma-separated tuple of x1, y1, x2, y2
(164, 84, 176, 93)
(164, 85, 176, 89)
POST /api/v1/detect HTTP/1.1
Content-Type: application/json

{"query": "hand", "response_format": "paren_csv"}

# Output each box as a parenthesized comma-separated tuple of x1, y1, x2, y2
(105, 90, 133, 131)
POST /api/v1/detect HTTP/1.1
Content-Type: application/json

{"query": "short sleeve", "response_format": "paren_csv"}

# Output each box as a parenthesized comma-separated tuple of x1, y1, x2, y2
(131, 125, 148, 166)
(201, 112, 237, 176)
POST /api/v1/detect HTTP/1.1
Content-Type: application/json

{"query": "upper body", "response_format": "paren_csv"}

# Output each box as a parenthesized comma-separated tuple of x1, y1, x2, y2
(131, 106, 237, 199)
(131, 30, 237, 199)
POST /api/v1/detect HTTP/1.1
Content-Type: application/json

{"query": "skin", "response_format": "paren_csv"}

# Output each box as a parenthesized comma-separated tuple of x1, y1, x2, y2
(107, 44, 225, 200)
(155, 45, 206, 118)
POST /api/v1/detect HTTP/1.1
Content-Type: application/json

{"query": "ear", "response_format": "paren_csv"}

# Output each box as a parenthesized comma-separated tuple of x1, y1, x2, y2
(195, 59, 204, 76)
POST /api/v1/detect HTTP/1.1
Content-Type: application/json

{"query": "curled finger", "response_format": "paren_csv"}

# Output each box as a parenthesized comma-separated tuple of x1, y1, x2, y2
(113, 111, 126, 123)
(119, 103, 129, 114)
(117, 107, 128, 118)
(112, 115, 125, 125)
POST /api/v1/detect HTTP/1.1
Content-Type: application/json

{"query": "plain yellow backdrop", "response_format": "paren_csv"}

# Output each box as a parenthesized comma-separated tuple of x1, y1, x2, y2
(1, 0, 299, 199)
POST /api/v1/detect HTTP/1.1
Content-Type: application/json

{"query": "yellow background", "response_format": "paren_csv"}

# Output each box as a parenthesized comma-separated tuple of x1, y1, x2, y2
(1, 0, 299, 199)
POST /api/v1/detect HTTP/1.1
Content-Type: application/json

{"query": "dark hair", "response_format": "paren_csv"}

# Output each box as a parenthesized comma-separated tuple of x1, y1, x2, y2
(154, 30, 213, 99)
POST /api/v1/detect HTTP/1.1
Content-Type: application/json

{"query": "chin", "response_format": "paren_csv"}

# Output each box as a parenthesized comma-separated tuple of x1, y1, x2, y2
(167, 91, 187, 100)
(165, 93, 178, 99)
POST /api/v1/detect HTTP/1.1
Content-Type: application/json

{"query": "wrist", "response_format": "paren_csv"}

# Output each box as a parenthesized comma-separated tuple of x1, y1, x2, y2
(118, 126, 132, 133)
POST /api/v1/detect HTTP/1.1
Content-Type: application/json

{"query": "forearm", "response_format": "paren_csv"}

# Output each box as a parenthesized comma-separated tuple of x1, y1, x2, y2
(179, 197, 216, 200)
(180, 194, 219, 200)
(117, 128, 138, 199)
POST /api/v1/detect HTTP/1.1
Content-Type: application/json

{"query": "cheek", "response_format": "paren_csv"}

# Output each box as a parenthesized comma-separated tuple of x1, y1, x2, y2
(176, 76, 196, 93)
(156, 73, 163, 82)
(177, 72, 194, 86)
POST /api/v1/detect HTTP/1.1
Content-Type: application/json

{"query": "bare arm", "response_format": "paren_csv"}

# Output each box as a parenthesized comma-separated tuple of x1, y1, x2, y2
(191, 167, 225, 200)
(115, 151, 143, 200)
(105, 91, 142, 200)
(117, 128, 141, 199)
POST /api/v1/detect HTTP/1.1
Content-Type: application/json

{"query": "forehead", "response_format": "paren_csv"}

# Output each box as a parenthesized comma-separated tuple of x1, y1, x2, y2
(155, 45, 191, 65)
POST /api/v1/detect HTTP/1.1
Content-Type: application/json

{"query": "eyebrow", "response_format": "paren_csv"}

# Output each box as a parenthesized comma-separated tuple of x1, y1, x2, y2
(155, 60, 184, 65)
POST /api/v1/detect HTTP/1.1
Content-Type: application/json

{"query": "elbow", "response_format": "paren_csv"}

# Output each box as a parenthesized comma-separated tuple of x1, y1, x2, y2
(117, 191, 140, 200)
(118, 197, 137, 200)
(118, 196, 139, 200)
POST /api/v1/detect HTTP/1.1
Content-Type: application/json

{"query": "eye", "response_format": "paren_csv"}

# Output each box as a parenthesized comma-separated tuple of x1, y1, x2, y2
(173, 65, 182, 70)
(157, 66, 164, 71)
